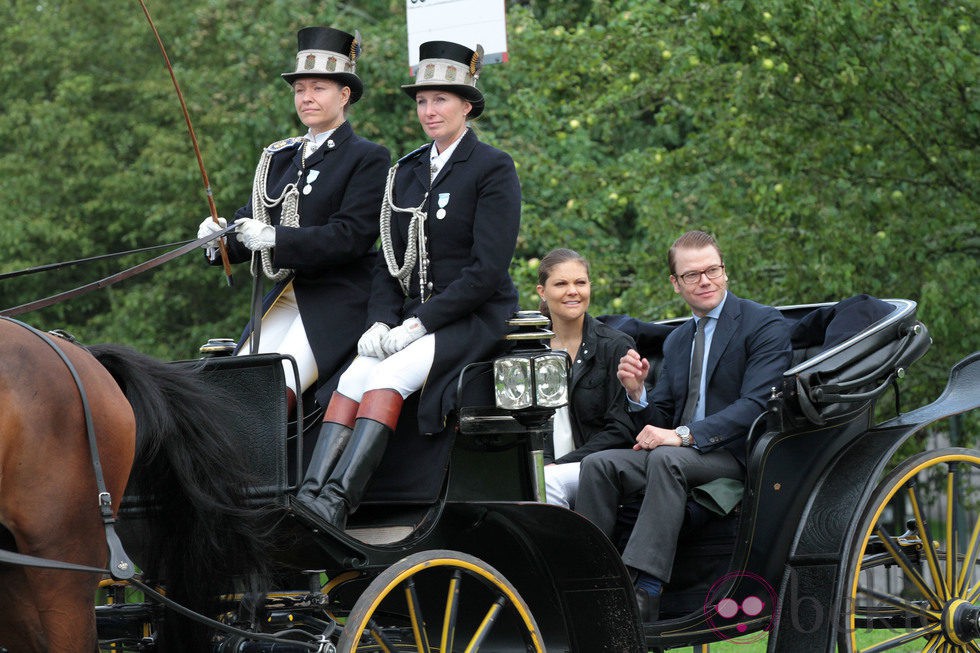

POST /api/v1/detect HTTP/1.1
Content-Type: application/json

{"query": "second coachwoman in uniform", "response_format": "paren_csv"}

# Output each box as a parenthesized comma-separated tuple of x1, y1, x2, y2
(297, 41, 522, 529)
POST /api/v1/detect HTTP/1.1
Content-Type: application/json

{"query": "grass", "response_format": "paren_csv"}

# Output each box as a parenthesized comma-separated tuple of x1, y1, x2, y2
(656, 631, 928, 651)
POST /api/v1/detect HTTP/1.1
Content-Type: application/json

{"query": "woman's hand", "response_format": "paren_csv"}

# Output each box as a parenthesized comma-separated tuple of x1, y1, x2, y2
(196, 216, 227, 249)
(235, 218, 276, 251)
(382, 317, 426, 355)
(357, 323, 391, 359)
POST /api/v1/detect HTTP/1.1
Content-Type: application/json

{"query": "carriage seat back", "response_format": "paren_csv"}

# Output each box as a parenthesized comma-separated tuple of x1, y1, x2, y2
(780, 296, 930, 427)
(118, 353, 293, 515)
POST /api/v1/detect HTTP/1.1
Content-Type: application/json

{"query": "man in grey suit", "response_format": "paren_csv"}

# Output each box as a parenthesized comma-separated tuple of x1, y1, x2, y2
(575, 230, 792, 622)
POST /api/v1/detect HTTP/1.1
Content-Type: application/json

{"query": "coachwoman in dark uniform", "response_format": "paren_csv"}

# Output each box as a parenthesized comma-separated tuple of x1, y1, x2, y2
(296, 41, 522, 529)
(197, 26, 389, 410)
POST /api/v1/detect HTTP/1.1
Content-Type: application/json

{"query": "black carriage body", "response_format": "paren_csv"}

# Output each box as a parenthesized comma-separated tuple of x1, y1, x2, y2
(104, 297, 979, 653)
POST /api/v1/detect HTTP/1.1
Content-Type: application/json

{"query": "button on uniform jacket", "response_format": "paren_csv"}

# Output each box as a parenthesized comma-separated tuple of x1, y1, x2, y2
(368, 129, 521, 434)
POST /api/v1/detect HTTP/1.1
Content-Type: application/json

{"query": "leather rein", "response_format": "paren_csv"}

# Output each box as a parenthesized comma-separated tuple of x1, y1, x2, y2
(0, 224, 238, 318)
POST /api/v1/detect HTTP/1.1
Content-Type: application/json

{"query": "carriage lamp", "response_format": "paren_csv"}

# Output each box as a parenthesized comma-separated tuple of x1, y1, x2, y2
(493, 351, 570, 411)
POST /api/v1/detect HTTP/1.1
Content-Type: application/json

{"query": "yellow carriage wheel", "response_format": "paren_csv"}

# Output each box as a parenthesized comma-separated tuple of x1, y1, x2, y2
(844, 448, 980, 652)
(336, 549, 544, 652)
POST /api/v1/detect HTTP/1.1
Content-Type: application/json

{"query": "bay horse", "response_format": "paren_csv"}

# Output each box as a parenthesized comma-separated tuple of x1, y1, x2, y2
(0, 318, 267, 652)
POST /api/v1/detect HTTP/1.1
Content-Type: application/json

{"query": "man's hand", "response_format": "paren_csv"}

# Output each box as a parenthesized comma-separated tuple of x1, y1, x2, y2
(633, 425, 682, 450)
(617, 348, 650, 402)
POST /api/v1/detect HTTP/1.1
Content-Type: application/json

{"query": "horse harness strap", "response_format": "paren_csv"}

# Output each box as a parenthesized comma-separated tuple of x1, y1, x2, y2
(0, 317, 136, 580)
(0, 320, 331, 651)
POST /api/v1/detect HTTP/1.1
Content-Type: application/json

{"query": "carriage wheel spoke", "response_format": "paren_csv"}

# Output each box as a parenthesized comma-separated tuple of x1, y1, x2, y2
(965, 641, 980, 653)
(955, 509, 980, 597)
(366, 617, 396, 652)
(909, 483, 949, 602)
(403, 578, 431, 653)
(946, 465, 959, 598)
(861, 623, 942, 653)
(857, 585, 938, 621)
(922, 633, 945, 653)
(441, 570, 462, 653)
(462, 595, 507, 652)
(875, 524, 943, 608)
(967, 581, 980, 603)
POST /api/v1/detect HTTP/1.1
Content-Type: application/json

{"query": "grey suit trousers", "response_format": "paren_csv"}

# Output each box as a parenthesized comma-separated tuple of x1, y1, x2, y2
(577, 446, 743, 582)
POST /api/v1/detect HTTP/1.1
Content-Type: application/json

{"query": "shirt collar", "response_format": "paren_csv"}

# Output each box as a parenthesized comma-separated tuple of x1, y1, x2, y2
(304, 127, 338, 152)
(429, 128, 467, 170)
(694, 290, 728, 322)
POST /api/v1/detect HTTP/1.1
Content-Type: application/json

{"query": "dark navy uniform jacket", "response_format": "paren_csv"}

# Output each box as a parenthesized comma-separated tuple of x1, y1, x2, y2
(214, 121, 390, 403)
(368, 129, 521, 434)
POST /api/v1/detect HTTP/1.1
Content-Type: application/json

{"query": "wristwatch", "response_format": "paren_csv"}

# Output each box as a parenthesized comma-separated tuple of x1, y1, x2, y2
(676, 425, 693, 447)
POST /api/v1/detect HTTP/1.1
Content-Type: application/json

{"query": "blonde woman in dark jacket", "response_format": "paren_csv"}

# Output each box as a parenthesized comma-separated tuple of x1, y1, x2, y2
(537, 248, 635, 508)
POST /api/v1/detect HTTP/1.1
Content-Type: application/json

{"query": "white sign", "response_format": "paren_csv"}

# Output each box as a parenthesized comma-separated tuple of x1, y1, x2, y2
(405, 0, 508, 70)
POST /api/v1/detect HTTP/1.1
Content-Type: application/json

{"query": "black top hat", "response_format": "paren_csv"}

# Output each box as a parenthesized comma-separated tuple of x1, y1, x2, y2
(401, 41, 485, 118)
(282, 27, 363, 104)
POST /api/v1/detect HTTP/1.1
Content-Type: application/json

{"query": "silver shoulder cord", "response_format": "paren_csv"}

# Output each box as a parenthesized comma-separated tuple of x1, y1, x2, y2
(249, 141, 308, 282)
(379, 163, 429, 299)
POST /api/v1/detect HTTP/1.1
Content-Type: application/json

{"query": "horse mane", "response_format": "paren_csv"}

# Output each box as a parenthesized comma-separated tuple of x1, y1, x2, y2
(87, 343, 271, 650)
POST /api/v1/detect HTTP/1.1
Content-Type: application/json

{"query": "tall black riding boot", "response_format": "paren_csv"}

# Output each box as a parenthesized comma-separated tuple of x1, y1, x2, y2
(296, 392, 359, 503)
(305, 389, 403, 530)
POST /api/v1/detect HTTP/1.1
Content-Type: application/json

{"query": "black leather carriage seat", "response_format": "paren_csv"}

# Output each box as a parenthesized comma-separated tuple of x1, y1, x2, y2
(344, 351, 541, 545)
(117, 352, 294, 522)
(190, 353, 295, 502)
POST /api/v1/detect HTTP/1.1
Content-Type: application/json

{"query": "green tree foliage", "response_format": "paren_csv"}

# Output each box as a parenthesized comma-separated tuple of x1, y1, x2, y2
(0, 0, 975, 417)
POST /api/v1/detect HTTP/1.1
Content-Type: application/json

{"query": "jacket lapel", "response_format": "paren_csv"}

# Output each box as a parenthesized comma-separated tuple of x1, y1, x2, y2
(412, 146, 431, 189)
(705, 292, 740, 383)
(298, 121, 354, 168)
(568, 315, 596, 391)
(431, 129, 477, 189)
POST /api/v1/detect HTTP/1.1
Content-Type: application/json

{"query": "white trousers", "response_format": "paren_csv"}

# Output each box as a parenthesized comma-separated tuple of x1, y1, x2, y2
(237, 284, 317, 394)
(336, 333, 435, 401)
(545, 462, 582, 509)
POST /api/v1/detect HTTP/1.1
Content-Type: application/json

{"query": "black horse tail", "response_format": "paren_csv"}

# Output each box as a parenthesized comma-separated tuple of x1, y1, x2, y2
(88, 343, 269, 651)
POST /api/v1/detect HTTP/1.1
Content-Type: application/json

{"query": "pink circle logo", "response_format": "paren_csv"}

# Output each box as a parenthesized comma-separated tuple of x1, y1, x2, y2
(704, 571, 777, 643)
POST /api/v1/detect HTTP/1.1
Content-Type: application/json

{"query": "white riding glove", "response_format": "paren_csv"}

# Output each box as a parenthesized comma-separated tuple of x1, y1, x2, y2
(357, 322, 391, 360)
(235, 218, 276, 251)
(196, 216, 227, 249)
(382, 317, 427, 355)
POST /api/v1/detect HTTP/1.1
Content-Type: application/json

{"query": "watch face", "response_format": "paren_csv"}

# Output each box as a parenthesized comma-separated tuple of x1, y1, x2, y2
(676, 425, 690, 437)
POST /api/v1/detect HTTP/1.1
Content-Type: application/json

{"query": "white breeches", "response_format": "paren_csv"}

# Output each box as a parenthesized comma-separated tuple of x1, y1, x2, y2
(545, 462, 582, 509)
(336, 333, 435, 401)
(237, 284, 317, 394)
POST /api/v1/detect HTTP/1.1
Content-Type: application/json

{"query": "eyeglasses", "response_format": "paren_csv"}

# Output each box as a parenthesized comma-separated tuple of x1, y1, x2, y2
(675, 264, 725, 286)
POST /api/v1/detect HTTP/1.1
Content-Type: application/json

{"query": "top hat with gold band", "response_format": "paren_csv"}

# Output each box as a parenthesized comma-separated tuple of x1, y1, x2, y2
(282, 27, 363, 104)
(401, 41, 485, 118)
